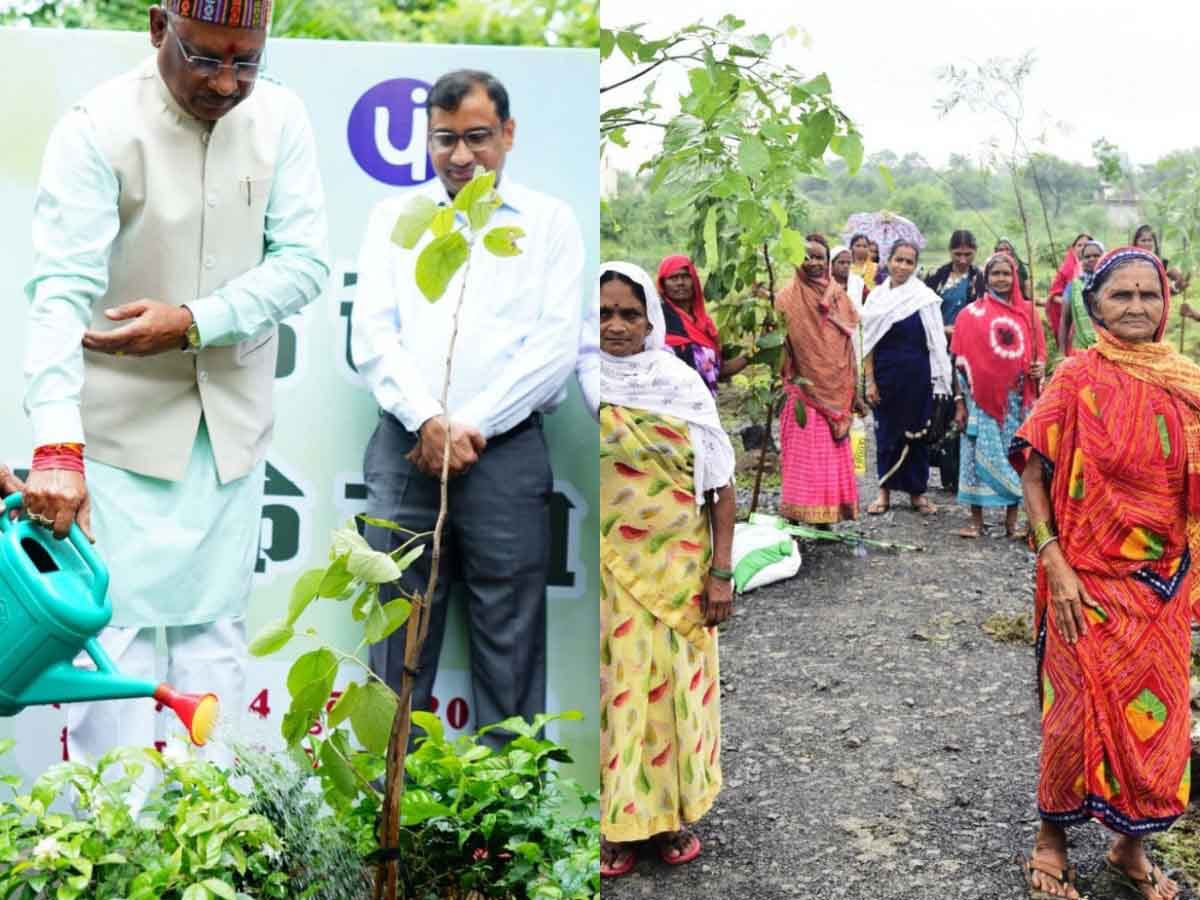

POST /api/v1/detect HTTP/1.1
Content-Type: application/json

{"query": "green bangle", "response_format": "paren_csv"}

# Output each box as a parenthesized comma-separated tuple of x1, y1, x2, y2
(708, 566, 734, 581)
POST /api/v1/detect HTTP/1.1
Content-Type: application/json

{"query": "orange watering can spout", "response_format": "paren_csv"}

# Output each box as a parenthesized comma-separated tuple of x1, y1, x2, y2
(153, 684, 220, 747)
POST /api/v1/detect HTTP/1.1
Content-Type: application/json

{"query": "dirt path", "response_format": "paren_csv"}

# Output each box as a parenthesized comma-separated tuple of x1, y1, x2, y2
(605, 441, 1196, 900)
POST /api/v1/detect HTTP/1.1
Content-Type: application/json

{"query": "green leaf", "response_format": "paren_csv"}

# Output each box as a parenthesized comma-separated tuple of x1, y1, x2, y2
(738, 135, 770, 178)
(201, 880, 236, 900)
(248, 619, 293, 657)
(430, 206, 456, 238)
(394, 543, 424, 572)
(350, 681, 397, 754)
(347, 545, 401, 584)
(803, 109, 836, 158)
(319, 732, 358, 798)
(615, 30, 640, 63)
(598, 28, 614, 59)
(797, 72, 832, 96)
(400, 788, 454, 826)
(607, 127, 628, 148)
(703, 206, 719, 271)
(483, 226, 525, 257)
(327, 681, 362, 729)
(281, 710, 314, 746)
(794, 395, 807, 428)
(287, 648, 337, 697)
(756, 331, 785, 350)
(390, 195, 438, 250)
(364, 597, 411, 643)
(830, 132, 864, 174)
(318, 554, 354, 598)
(181, 885, 209, 900)
(411, 710, 445, 745)
(286, 568, 325, 626)
(415, 232, 470, 302)
(879, 163, 896, 193)
(779, 228, 808, 266)
(452, 168, 497, 213)
(687, 67, 712, 98)
(351, 582, 378, 622)
(769, 200, 788, 229)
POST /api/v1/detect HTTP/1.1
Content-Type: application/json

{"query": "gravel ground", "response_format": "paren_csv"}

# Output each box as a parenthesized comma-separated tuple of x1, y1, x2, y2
(605, 429, 1197, 900)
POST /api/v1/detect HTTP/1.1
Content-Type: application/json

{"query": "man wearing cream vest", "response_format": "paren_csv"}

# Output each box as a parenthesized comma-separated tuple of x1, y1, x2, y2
(21, 0, 328, 766)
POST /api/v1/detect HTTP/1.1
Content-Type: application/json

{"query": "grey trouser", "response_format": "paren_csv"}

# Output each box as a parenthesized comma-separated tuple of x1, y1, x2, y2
(363, 412, 551, 747)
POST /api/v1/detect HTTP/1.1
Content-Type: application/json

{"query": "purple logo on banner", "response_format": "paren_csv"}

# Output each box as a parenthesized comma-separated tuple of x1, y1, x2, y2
(347, 78, 434, 186)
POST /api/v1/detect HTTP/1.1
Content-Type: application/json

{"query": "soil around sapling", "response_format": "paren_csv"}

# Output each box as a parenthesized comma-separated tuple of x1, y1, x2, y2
(604, 417, 1198, 900)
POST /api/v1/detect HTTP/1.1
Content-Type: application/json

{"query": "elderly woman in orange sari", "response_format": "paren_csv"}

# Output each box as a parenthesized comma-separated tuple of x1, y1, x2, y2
(775, 235, 862, 525)
(1010, 246, 1199, 900)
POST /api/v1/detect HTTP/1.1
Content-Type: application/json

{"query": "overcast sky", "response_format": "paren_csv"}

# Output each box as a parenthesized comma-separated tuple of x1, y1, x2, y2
(602, 0, 1192, 173)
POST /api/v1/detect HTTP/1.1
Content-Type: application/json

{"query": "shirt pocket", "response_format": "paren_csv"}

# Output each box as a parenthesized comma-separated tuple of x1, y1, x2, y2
(236, 327, 276, 366)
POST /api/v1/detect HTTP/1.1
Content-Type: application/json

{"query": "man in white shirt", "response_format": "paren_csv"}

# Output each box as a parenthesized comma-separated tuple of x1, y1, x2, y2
(20, 0, 329, 766)
(352, 69, 584, 744)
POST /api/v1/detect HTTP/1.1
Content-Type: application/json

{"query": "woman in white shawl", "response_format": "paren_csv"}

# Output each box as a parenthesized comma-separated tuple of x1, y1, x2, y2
(831, 244, 868, 312)
(598, 261, 737, 878)
(860, 240, 953, 515)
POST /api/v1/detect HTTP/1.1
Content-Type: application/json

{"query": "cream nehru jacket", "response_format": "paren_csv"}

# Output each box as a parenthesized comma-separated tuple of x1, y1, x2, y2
(75, 57, 289, 484)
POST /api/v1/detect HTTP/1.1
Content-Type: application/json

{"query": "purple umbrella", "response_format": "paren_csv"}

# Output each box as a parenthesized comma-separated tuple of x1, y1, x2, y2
(841, 211, 925, 263)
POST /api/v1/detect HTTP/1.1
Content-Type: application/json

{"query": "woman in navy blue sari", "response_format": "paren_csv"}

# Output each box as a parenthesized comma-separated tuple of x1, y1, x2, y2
(860, 241, 953, 515)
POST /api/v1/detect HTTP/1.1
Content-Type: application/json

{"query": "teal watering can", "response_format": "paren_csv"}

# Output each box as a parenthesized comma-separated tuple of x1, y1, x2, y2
(0, 493, 219, 745)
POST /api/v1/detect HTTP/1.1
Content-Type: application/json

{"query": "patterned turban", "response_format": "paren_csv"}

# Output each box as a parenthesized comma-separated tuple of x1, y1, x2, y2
(163, 0, 272, 29)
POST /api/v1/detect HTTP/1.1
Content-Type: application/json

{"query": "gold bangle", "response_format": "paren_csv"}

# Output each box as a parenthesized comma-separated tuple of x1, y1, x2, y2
(1031, 521, 1056, 549)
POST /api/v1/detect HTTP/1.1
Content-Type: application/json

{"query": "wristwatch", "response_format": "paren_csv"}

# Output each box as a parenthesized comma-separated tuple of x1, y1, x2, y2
(181, 305, 201, 351)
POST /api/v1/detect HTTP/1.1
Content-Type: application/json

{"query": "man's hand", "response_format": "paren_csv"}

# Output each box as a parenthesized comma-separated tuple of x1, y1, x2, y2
(83, 301, 193, 357)
(408, 416, 486, 479)
(23, 468, 92, 541)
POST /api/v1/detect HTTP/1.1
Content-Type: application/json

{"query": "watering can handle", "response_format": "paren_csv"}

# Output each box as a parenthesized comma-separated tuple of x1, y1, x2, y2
(1, 492, 107, 590)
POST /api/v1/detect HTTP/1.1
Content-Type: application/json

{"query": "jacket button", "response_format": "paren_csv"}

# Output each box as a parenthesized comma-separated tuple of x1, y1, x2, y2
(204, 256, 215, 269)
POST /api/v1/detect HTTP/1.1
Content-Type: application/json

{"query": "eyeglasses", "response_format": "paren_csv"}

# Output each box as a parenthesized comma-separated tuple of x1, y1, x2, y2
(428, 127, 499, 152)
(167, 19, 262, 84)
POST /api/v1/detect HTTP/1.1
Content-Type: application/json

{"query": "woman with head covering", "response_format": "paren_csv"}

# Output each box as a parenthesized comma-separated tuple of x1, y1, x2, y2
(775, 236, 863, 525)
(1046, 232, 1093, 342)
(860, 241, 953, 515)
(949, 252, 1045, 538)
(598, 262, 737, 878)
(926, 229, 987, 336)
(831, 244, 868, 311)
(1133, 224, 1192, 306)
(994, 237, 1033, 300)
(1011, 246, 1198, 900)
(656, 255, 747, 395)
(1057, 239, 1105, 354)
(848, 233, 878, 295)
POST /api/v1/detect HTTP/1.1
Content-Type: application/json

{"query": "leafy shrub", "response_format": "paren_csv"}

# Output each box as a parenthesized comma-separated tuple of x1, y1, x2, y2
(0, 740, 286, 899)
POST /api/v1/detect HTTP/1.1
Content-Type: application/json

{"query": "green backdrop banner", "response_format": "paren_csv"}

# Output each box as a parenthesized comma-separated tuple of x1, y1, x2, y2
(0, 28, 599, 787)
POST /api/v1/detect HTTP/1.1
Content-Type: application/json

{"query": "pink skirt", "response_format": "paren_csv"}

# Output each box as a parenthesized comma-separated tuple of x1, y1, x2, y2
(779, 387, 859, 524)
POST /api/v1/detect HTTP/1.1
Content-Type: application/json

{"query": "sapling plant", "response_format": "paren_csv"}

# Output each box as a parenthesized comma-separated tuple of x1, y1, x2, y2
(248, 166, 528, 900)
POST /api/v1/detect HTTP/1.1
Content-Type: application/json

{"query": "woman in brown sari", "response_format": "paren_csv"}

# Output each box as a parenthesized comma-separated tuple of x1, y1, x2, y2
(775, 235, 862, 525)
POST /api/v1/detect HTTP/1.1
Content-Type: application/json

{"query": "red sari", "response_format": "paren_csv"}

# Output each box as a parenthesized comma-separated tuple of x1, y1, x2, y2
(1012, 331, 1200, 833)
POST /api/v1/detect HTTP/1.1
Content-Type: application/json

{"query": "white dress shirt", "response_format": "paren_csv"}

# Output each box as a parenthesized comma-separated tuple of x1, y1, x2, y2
(351, 178, 584, 438)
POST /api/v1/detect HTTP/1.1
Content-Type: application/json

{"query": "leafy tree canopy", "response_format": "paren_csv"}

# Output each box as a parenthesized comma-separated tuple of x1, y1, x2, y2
(0, 0, 598, 47)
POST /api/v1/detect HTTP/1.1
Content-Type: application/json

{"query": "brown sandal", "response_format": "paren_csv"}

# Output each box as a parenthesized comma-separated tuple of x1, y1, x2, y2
(1022, 853, 1079, 899)
(1105, 856, 1178, 899)
(911, 495, 937, 515)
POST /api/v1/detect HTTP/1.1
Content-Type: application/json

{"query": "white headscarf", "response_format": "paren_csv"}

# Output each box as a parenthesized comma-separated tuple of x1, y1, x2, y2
(859, 272, 953, 396)
(831, 244, 867, 312)
(599, 261, 736, 505)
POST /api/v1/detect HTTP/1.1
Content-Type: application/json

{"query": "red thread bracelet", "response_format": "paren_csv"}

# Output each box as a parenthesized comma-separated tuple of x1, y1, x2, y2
(31, 443, 85, 475)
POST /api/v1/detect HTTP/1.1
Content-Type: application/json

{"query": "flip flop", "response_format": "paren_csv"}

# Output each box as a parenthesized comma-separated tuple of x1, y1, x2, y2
(656, 830, 702, 866)
(1021, 852, 1079, 900)
(912, 497, 937, 516)
(1105, 857, 1178, 899)
(600, 843, 637, 878)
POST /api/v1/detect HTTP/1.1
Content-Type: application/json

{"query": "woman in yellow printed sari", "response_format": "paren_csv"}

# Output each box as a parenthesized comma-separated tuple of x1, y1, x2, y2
(597, 261, 737, 878)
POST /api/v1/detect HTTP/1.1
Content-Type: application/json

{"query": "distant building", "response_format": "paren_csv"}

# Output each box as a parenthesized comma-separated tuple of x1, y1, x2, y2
(1098, 183, 1140, 232)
